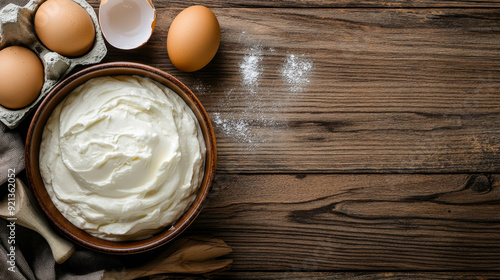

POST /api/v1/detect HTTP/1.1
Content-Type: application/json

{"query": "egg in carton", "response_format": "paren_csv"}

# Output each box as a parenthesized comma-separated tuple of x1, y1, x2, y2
(0, 0, 107, 129)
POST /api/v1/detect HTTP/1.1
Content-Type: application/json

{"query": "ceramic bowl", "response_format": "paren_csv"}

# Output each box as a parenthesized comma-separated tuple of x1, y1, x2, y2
(25, 62, 216, 254)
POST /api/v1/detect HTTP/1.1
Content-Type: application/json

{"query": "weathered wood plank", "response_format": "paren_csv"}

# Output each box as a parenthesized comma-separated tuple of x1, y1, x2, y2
(89, 0, 500, 8)
(99, 8, 500, 173)
(148, 271, 500, 279)
(213, 271, 500, 279)
(184, 174, 500, 270)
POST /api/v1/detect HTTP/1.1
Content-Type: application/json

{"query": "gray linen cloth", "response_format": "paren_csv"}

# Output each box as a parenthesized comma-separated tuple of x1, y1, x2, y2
(0, 122, 121, 280)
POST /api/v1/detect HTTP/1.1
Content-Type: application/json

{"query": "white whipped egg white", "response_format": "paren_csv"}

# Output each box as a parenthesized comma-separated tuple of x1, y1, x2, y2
(39, 75, 206, 241)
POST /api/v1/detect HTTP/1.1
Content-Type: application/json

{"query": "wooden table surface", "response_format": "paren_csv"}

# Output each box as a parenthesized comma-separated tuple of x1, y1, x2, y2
(15, 0, 500, 278)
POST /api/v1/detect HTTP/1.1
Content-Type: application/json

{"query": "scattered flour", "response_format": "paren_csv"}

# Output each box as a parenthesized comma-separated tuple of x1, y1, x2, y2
(192, 78, 211, 95)
(212, 112, 252, 143)
(281, 54, 313, 93)
(210, 32, 314, 146)
(239, 47, 263, 94)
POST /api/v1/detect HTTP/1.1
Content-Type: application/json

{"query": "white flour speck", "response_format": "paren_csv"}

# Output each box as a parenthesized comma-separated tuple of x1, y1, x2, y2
(212, 112, 252, 143)
(281, 54, 313, 93)
(192, 79, 211, 95)
(239, 47, 263, 94)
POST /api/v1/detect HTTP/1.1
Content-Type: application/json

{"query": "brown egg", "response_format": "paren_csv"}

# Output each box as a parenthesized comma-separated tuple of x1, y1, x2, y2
(35, 0, 96, 57)
(0, 46, 44, 109)
(167, 5, 220, 72)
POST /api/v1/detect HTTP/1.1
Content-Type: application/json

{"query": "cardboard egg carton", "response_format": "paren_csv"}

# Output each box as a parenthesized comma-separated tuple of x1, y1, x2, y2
(0, 0, 107, 128)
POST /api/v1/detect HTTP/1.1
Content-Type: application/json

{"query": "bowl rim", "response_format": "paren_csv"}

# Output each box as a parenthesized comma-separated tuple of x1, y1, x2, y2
(24, 62, 217, 254)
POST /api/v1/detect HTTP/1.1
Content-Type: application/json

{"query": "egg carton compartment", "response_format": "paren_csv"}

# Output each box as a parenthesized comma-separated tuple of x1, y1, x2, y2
(0, 0, 107, 128)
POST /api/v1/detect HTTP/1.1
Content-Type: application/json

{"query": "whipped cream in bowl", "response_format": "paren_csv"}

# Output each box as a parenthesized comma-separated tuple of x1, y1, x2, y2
(25, 62, 216, 254)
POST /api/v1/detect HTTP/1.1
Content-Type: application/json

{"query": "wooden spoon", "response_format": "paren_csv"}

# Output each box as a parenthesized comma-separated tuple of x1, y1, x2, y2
(102, 236, 232, 279)
(0, 178, 75, 264)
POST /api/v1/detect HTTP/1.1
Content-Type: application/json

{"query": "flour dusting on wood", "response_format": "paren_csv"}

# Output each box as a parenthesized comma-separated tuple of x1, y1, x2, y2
(208, 32, 314, 146)
(212, 112, 252, 143)
(281, 54, 313, 93)
(239, 47, 263, 95)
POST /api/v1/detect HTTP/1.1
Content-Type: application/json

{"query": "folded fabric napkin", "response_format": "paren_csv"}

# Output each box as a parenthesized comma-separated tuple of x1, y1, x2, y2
(0, 122, 24, 186)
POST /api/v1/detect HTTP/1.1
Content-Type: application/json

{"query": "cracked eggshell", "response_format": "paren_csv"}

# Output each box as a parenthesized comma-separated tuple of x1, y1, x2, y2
(99, 0, 156, 50)
(0, 0, 107, 128)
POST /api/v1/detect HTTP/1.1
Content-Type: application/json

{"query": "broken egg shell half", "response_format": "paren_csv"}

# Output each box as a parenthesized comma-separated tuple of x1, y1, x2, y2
(99, 0, 156, 50)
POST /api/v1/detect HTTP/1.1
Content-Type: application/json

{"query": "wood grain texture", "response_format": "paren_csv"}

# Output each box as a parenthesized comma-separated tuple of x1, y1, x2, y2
(89, 0, 500, 8)
(184, 174, 500, 270)
(214, 271, 500, 279)
(92, 7, 500, 173)
(148, 271, 500, 279)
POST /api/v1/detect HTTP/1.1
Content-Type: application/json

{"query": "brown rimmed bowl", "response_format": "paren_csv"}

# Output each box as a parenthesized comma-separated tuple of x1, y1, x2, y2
(25, 62, 217, 254)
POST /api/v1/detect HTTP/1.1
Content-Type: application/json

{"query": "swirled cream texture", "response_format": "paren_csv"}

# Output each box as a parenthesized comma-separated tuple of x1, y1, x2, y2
(39, 76, 206, 241)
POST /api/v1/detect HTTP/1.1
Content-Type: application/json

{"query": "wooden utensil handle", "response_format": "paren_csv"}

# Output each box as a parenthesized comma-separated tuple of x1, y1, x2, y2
(103, 236, 232, 279)
(15, 179, 75, 264)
